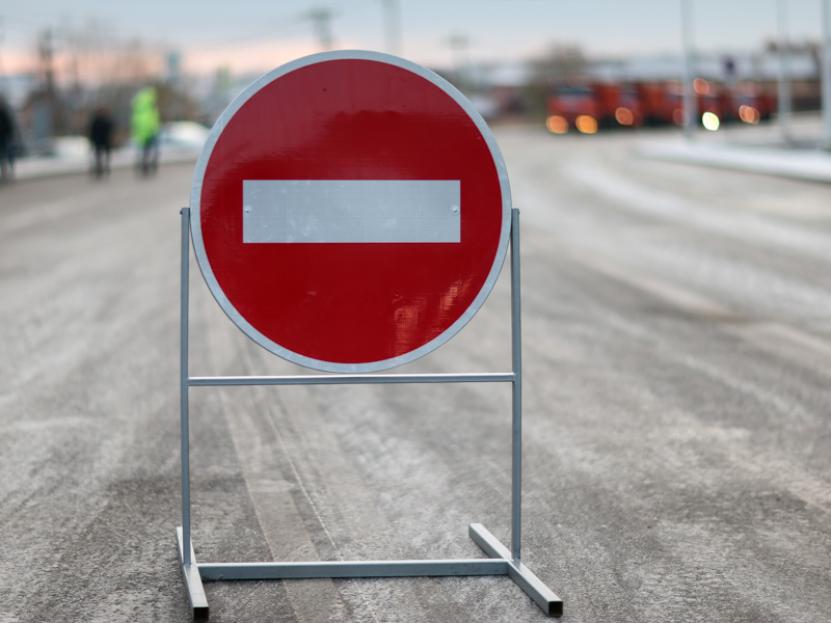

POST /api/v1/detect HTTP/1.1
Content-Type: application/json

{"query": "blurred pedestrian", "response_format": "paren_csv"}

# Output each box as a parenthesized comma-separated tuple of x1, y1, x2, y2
(88, 106, 114, 178)
(0, 97, 18, 183)
(131, 87, 161, 176)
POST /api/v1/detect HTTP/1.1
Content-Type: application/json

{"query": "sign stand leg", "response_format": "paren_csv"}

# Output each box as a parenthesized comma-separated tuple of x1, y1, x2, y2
(175, 207, 562, 619)
(510, 207, 523, 562)
(468, 209, 562, 616)
(177, 207, 209, 620)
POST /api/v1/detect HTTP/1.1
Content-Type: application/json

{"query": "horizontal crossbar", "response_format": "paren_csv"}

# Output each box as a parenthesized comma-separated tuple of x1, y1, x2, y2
(199, 558, 509, 581)
(188, 372, 515, 387)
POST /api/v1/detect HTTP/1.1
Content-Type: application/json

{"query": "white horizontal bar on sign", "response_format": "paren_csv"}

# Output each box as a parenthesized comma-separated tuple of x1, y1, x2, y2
(242, 180, 460, 243)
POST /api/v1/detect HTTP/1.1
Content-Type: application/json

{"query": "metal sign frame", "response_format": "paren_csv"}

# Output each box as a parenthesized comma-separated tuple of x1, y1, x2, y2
(176, 206, 563, 620)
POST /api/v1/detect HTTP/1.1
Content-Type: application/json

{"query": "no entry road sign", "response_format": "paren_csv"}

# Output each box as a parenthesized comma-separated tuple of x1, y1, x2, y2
(191, 51, 511, 372)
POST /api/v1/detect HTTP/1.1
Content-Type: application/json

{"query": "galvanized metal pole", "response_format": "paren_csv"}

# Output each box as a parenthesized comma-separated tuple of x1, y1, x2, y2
(821, 0, 831, 149)
(510, 208, 522, 561)
(180, 208, 192, 566)
(680, 0, 697, 140)
(777, 0, 792, 142)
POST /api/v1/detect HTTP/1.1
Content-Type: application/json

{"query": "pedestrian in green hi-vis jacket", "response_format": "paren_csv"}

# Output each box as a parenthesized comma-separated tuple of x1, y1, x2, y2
(131, 86, 161, 176)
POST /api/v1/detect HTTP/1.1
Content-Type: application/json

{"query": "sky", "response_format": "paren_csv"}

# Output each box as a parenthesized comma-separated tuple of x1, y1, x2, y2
(1, 0, 826, 76)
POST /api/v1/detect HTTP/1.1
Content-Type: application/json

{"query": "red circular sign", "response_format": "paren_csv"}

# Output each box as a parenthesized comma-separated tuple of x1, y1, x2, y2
(191, 51, 511, 372)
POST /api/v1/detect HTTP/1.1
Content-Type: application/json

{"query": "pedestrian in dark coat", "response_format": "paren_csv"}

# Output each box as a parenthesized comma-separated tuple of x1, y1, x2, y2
(0, 98, 17, 182)
(88, 107, 114, 178)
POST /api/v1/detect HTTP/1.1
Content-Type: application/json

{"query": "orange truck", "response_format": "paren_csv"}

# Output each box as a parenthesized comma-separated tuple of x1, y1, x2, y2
(545, 83, 643, 134)
(545, 85, 602, 134)
(730, 83, 775, 124)
(635, 81, 684, 126)
(635, 80, 729, 129)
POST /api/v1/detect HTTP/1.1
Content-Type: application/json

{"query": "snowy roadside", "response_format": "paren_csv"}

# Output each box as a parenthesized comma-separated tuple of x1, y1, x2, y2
(636, 113, 831, 183)
(5, 121, 209, 182)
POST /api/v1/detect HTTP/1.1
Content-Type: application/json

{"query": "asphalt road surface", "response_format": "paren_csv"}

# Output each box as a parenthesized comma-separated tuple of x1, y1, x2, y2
(1, 127, 829, 623)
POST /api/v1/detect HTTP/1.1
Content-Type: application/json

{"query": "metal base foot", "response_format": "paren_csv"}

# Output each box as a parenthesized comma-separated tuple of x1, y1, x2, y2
(176, 524, 562, 620)
(176, 527, 209, 621)
(469, 523, 563, 617)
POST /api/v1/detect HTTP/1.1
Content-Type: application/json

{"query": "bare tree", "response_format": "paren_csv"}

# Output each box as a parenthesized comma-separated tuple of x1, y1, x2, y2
(528, 44, 587, 84)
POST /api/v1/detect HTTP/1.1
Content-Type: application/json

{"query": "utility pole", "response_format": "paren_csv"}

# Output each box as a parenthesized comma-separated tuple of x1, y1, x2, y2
(446, 33, 470, 91)
(35, 27, 59, 149)
(305, 7, 334, 51)
(0, 17, 5, 90)
(821, 0, 831, 149)
(38, 28, 56, 93)
(380, 0, 401, 55)
(680, 0, 697, 140)
(776, 0, 792, 143)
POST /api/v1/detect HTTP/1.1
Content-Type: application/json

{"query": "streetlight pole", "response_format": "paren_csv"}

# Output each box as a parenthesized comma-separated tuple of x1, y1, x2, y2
(0, 17, 5, 90)
(446, 33, 471, 92)
(821, 0, 831, 149)
(776, 0, 792, 143)
(681, 0, 697, 140)
(306, 7, 334, 51)
(381, 0, 401, 56)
